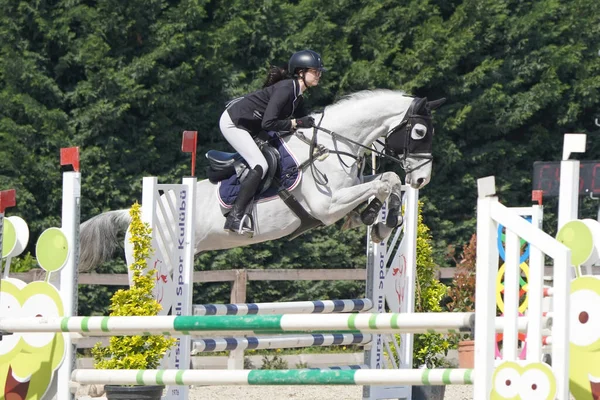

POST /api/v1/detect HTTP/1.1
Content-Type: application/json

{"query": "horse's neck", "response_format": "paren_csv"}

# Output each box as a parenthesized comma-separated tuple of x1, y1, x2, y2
(318, 92, 409, 152)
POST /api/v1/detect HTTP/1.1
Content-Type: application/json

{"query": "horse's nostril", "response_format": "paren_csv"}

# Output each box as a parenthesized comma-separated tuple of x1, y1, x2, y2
(417, 178, 425, 185)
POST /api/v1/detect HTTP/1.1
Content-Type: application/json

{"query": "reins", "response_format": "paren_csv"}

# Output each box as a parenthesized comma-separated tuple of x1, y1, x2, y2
(270, 107, 434, 186)
(316, 123, 433, 175)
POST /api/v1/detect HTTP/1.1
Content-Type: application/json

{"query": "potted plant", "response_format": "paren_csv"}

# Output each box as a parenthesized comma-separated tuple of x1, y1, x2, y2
(91, 202, 176, 400)
(445, 233, 477, 368)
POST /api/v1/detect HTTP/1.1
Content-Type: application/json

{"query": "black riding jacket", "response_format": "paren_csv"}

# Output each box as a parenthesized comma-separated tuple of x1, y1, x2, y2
(226, 79, 307, 135)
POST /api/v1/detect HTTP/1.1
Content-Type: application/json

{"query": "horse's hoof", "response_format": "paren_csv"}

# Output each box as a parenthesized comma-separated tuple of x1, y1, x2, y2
(370, 224, 385, 243)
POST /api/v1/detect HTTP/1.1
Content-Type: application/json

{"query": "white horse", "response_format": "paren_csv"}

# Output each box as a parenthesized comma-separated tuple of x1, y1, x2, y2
(79, 89, 445, 272)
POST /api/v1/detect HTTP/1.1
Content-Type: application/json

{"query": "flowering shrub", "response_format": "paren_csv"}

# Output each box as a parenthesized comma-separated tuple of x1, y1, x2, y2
(92, 202, 176, 369)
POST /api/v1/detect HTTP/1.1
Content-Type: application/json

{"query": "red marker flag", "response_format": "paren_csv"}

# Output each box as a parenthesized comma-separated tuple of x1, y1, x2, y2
(181, 131, 198, 177)
(0, 190, 16, 213)
(60, 147, 80, 172)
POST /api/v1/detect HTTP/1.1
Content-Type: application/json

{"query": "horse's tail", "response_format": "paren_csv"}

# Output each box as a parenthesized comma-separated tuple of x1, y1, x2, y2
(79, 209, 131, 272)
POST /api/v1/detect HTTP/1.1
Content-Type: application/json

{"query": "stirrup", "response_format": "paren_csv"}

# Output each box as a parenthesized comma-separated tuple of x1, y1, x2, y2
(225, 214, 254, 237)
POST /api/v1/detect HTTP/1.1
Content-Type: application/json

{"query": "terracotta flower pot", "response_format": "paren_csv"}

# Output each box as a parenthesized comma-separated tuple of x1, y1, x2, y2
(457, 339, 475, 368)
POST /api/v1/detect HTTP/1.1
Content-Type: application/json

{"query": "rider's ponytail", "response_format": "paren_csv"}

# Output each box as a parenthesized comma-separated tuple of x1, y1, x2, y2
(262, 65, 288, 88)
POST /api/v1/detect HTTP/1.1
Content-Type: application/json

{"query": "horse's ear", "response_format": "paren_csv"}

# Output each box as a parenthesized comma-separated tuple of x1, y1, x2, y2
(426, 98, 447, 111)
(414, 97, 428, 113)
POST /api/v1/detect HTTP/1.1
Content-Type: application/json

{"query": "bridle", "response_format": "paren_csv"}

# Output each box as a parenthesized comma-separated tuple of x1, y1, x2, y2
(271, 97, 434, 186)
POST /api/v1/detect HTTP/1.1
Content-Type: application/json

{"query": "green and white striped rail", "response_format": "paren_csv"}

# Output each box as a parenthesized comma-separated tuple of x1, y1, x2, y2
(0, 313, 478, 335)
(71, 368, 474, 386)
(0, 312, 534, 336)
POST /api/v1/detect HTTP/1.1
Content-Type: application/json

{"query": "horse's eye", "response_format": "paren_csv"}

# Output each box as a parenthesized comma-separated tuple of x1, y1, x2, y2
(411, 123, 427, 140)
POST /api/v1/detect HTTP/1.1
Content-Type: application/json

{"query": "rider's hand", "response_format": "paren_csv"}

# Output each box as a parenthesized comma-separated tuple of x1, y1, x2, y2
(295, 116, 315, 129)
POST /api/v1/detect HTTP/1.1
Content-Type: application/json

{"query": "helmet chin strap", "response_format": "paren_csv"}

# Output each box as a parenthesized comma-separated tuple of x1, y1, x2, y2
(298, 69, 308, 90)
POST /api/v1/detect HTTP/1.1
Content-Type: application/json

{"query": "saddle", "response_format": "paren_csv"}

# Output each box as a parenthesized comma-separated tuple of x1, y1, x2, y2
(205, 131, 322, 239)
(206, 140, 281, 200)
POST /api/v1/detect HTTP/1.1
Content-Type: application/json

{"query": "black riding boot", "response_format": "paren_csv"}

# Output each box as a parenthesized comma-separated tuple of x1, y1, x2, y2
(224, 165, 263, 234)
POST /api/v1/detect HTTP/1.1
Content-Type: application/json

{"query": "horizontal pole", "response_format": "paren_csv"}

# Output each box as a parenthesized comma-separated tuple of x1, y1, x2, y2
(9, 269, 367, 285)
(192, 333, 371, 353)
(193, 299, 373, 316)
(246, 269, 366, 281)
(71, 368, 474, 386)
(0, 313, 477, 335)
(2, 313, 535, 336)
(193, 270, 238, 283)
(10, 267, 599, 285)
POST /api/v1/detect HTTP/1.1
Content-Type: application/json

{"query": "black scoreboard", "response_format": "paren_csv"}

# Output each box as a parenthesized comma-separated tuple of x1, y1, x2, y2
(532, 161, 600, 197)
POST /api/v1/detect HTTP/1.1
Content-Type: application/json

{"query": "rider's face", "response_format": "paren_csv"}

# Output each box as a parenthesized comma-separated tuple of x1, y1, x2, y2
(303, 68, 321, 87)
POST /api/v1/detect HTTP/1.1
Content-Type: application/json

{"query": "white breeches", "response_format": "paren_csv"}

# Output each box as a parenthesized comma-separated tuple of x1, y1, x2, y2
(219, 110, 268, 178)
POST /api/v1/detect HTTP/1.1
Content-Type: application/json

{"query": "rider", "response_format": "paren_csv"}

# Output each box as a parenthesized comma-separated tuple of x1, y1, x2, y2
(219, 49, 326, 234)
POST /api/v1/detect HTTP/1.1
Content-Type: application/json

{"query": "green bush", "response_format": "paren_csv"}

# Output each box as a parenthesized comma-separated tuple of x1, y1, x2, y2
(91, 202, 176, 370)
(9, 252, 37, 272)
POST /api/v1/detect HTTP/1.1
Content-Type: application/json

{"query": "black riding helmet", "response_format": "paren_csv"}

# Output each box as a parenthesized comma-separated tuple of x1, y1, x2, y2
(288, 50, 326, 76)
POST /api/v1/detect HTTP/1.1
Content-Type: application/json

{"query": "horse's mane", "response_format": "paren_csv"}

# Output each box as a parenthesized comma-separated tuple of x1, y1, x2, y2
(323, 89, 407, 114)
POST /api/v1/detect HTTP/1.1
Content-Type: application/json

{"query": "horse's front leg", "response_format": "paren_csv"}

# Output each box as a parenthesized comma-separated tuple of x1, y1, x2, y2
(342, 173, 403, 227)
(370, 186, 404, 243)
(359, 173, 402, 226)
(323, 172, 401, 226)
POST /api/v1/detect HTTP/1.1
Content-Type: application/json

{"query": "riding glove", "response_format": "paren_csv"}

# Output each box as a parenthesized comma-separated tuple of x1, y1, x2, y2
(295, 116, 315, 128)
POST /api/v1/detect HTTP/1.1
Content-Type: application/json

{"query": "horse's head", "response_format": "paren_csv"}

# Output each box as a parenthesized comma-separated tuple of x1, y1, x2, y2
(385, 96, 446, 189)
